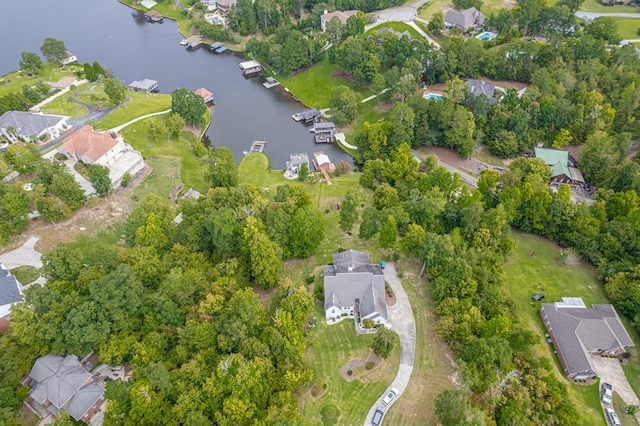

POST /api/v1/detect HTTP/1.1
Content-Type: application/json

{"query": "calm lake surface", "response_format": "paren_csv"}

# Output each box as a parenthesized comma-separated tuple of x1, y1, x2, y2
(0, 0, 353, 167)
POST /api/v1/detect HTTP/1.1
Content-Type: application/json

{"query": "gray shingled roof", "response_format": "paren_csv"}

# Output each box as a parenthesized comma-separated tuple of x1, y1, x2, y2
(324, 250, 386, 321)
(0, 264, 22, 308)
(444, 7, 485, 29)
(0, 111, 66, 138)
(28, 354, 104, 421)
(468, 79, 496, 101)
(541, 300, 634, 376)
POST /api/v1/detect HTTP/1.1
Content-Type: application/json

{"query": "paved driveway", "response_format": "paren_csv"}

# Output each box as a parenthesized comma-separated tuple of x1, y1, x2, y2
(0, 236, 43, 269)
(591, 356, 640, 422)
(374, 0, 430, 23)
(363, 262, 417, 425)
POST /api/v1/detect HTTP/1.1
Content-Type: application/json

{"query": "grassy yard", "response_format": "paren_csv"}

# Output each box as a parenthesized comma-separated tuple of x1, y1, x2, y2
(40, 96, 88, 118)
(277, 58, 367, 109)
(300, 317, 401, 425)
(575, 0, 640, 13)
(419, 0, 511, 20)
(10, 266, 40, 285)
(502, 231, 640, 425)
(613, 17, 640, 40)
(613, 392, 640, 426)
(95, 92, 172, 131)
(0, 63, 82, 97)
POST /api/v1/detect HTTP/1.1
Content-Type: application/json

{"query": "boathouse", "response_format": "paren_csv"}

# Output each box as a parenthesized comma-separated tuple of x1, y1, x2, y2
(292, 108, 320, 123)
(128, 79, 158, 92)
(239, 60, 263, 76)
(311, 122, 336, 143)
(144, 10, 164, 22)
(263, 77, 280, 89)
(194, 88, 215, 105)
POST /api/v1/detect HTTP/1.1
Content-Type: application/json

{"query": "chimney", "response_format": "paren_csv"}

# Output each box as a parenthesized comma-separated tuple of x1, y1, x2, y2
(324, 9, 328, 15)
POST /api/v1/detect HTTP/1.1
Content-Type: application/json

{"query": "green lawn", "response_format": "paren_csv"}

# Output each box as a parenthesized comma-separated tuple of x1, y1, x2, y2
(613, 18, 640, 40)
(10, 266, 40, 285)
(502, 231, 640, 426)
(419, 0, 511, 20)
(300, 317, 401, 425)
(0, 63, 82, 97)
(40, 96, 88, 118)
(95, 92, 172, 131)
(363, 22, 420, 39)
(277, 58, 367, 109)
(576, 0, 639, 13)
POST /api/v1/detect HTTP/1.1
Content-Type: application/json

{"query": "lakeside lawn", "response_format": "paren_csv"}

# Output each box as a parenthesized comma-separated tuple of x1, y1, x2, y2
(503, 231, 640, 425)
(95, 91, 172, 131)
(0, 63, 82, 98)
(613, 17, 640, 40)
(40, 96, 88, 119)
(300, 316, 401, 425)
(575, 0, 640, 13)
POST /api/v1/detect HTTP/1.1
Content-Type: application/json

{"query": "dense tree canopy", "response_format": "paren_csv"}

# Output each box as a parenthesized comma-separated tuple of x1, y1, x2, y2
(171, 88, 207, 128)
(40, 37, 68, 64)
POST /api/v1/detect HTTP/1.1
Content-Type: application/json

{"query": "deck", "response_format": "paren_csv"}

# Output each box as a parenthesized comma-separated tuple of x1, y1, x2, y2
(249, 140, 267, 153)
(263, 77, 280, 89)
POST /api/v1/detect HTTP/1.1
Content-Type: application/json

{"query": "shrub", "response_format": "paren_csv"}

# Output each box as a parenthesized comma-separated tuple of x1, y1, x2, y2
(366, 361, 375, 370)
(322, 383, 327, 389)
(121, 172, 132, 187)
(347, 370, 353, 375)
(320, 405, 341, 426)
(305, 275, 315, 284)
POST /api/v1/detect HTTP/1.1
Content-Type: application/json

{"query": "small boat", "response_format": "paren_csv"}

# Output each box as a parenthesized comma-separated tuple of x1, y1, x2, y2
(179, 39, 188, 46)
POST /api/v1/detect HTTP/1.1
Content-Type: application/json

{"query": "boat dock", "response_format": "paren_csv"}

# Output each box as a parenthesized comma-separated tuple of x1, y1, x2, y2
(311, 122, 336, 143)
(144, 10, 164, 23)
(210, 42, 228, 54)
(249, 140, 267, 153)
(263, 77, 280, 89)
(183, 36, 203, 50)
(239, 60, 263, 77)
(194, 88, 215, 105)
(292, 108, 320, 123)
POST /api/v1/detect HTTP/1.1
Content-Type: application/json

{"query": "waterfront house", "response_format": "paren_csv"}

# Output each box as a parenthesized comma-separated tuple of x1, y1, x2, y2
(540, 298, 634, 381)
(26, 354, 105, 423)
(534, 147, 585, 188)
(320, 9, 357, 32)
(239, 60, 263, 76)
(444, 7, 485, 30)
(194, 88, 215, 104)
(285, 153, 310, 177)
(127, 79, 158, 92)
(324, 250, 387, 326)
(0, 111, 69, 143)
(59, 126, 145, 188)
(0, 263, 23, 332)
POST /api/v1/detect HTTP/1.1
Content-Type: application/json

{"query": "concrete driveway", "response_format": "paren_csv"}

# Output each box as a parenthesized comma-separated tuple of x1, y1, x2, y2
(591, 356, 640, 422)
(0, 236, 43, 269)
(363, 262, 416, 425)
(374, 0, 430, 23)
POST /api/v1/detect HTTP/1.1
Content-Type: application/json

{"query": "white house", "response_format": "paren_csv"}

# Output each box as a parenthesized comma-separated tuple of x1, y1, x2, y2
(59, 126, 145, 187)
(0, 263, 23, 331)
(61, 52, 78, 65)
(324, 250, 387, 326)
(0, 111, 69, 142)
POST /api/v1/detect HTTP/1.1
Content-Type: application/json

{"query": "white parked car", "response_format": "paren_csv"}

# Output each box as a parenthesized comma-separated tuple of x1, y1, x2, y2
(602, 385, 613, 405)
(605, 408, 621, 426)
(382, 387, 399, 406)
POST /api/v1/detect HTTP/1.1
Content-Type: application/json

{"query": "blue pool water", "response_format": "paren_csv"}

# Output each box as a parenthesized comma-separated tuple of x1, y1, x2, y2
(425, 93, 443, 101)
(477, 31, 497, 41)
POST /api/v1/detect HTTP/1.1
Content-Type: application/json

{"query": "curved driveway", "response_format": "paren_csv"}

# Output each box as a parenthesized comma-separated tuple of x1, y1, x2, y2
(363, 262, 416, 425)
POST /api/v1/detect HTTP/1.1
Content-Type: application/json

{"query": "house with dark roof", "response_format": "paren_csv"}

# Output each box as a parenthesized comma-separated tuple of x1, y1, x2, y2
(320, 9, 358, 32)
(467, 79, 504, 105)
(540, 298, 634, 380)
(324, 250, 387, 326)
(27, 354, 105, 423)
(59, 126, 145, 188)
(0, 111, 69, 143)
(0, 263, 23, 331)
(127, 78, 158, 92)
(444, 7, 485, 31)
(534, 147, 585, 188)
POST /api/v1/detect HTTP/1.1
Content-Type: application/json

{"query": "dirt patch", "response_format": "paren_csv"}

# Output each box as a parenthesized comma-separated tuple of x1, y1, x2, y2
(420, 146, 476, 169)
(252, 285, 278, 308)
(339, 350, 383, 382)
(309, 382, 328, 399)
(375, 102, 394, 112)
(331, 70, 354, 82)
(385, 281, 397, 306)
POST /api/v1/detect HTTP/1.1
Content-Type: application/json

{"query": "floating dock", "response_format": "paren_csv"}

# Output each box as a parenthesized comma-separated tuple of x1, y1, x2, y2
(239, 60, 263, 76)
(263, 77, 280, 89)
(210, 42, 228, 53)
(249, 140, 267, 153)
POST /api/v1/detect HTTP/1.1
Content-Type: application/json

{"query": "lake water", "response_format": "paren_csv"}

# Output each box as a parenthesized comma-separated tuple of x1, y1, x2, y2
(0, 0, 353, 168)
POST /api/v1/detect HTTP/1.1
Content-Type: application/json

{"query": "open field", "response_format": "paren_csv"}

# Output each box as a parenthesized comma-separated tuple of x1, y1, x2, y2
(576, 0, 640, 13)
(277, 58, 371, 108)
(95, 92, 172, 130)
(503, 231, 640, 425)
(300, 317, 401, 424)
(613, 17, 640, 40)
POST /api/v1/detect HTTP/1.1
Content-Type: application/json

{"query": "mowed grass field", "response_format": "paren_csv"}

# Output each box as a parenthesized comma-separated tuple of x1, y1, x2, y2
(96, 91, 172, 130)
(613, 17, 640, 40)
(576, 0, 639, 13)
(300, 316, 401, 425)
(504, 231, 640, 425)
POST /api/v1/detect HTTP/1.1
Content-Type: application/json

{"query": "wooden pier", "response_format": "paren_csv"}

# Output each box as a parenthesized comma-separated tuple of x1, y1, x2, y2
(183, 36, 203, 50)
(249, 140, 267, 153)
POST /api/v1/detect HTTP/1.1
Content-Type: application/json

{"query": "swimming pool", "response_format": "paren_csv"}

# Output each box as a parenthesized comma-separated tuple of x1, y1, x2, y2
(476, 31, 497, 41)
(424, 93, 443, 101)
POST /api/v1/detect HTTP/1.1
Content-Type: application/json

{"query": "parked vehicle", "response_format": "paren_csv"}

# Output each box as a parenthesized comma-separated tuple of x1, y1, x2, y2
(602, 384, 613, 405)
(372, 408, 384, 425)
(605, 408, 621, 426)
(532, 293, 545, 301)
(382, 387, 399, 406)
